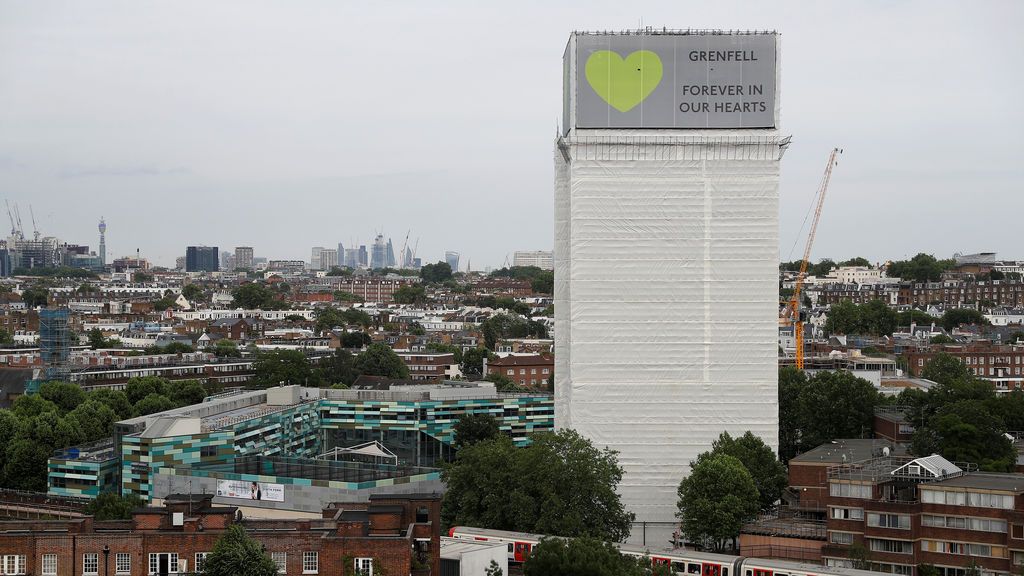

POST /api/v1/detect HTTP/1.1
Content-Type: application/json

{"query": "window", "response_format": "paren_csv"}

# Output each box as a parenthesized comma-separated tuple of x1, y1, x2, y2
(868, 538, 913, 554)
(303, 551, 318, 574)
(200, 445, 217, 458)
(830, 531, 854, 544)
(353, 557, 373, 575)
(84, 553, 99, 575)
(41, 555, 57, 576)
(506, 369, 513, 375)
(195, 553, 208, 573)
(519, 369, 526, 375)
(116, 553, 131, 574)
(2, 556, 25, 575)
(149, 553, 179, 574)
(829, 482, 872, 499)
(272, 552, 287, 574)
(542, 368, 549, 374)
(1013, 551, 1024, 566)
(1012, 524, 1024, 539)
(867, 513, 911, 529)
(831, 507, 864, 520)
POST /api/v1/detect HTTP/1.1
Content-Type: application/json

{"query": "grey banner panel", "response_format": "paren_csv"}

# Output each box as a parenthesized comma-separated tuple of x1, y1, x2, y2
(573, 34, 777, 129)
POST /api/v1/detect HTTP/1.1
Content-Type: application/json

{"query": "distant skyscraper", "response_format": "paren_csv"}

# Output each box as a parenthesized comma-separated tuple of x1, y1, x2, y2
(235, 246, 254, 270)
(385, 238, 396, 268)
(310, 247, 325, 270)
(320, 249, 339, 270)
(98, 217, 107, 268)
(344, 248, 359, 269)
(358, 245, 368, 267)
(513, 251, 554, 270)
(370, 235, 387, 270)
(444, 251, 460, 273)
(185, 246, 219, 272)
(337, 242, 345, 266)
(175, 256, 186, 270)
(403, 246, 414, 269)
(219, 250, 234, 271)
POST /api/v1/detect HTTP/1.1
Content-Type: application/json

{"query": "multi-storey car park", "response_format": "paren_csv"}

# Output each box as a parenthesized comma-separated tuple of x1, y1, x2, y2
(47, 382, 554, 511)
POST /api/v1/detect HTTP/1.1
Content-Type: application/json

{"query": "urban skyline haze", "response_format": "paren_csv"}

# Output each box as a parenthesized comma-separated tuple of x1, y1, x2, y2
(1, 1, 1021, 268)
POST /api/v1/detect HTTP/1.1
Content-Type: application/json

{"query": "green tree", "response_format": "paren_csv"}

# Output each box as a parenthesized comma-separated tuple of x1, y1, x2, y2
(481, 313, 546, 350)
(326, 266, 352, 277)
(704, 431, 787, 511)
(313, 307, 345, 333)
(940, 308, 989, 331)
(125, 376, 168, 405)
(839, 257, 871, 267)
(930, 334, 954, 344)
(20, 287, 49, 307)
(213, 339, 240, 357)
(180, 283, 204, 301)
(252, 350, 319, 388)
(38, 381, 86, 414)
(462, 347, 489, 377)
(341, 308, 373, 328)
(809, 258, 835, 277)
(911, 400, 1015, 471)
(11, 394, 60, 419)
(485, 559, 504, 576)
(85, 493, 144, 520)
(168, 379, 208, 407)
(201, 524, 279, 576)
(921, 353, 974, 385)
(898, 309, 937, 326)
(339, 331, 372, 348)
(677, 453, 759, 552)
(87, 328, 117, 349)
(442, 430, 633, 542)
(134, 393, 176, 416)
(795, 371, 881, 449)
(332, 290, 363, 303)
(420, 262, 453, 283)
(393, 285, 426, 304)
(0, 328, 12, 346)
(886, 253, 955, 282)
(426, 342, 463, 364)
(319, 348, 358, 386)
(67, 400, 119, 442)
(87, 389, 134, 420)
(353, 343, 410, 379)
(524, 537, 664, 576)
(495, 297, 531, 317)
(231, 283, 282, 309)
(530, 270, 554, 294)
(453, 413, 501, 450)
(778, 368, 881, 461)
(484, 372, 523, 392)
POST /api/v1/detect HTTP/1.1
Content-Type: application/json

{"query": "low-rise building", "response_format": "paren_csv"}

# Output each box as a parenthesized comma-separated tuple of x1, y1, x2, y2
(486, 353, 554, 389)
(0, 492, 439, 576)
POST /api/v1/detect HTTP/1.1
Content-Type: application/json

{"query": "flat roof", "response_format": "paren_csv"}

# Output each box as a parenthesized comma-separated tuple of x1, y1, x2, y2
(790, 439, 905, 465)
(928, 473, 1024, 493)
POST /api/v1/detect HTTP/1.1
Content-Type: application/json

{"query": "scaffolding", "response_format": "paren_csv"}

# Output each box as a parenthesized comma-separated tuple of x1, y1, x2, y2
(39, 308, 70, 382)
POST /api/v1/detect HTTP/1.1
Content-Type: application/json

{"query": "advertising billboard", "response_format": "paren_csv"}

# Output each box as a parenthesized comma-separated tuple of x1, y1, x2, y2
(570, 33, 777, 129)
(216, 479, 285, 503)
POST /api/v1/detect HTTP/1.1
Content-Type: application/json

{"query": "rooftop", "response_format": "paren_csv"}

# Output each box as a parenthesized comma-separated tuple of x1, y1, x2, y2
(790, 439, 905, 465)
(928, 473, 1024, 493)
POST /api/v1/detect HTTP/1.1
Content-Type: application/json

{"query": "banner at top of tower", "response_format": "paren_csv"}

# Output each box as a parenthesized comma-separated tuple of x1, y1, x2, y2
(566, 32, 778, 130)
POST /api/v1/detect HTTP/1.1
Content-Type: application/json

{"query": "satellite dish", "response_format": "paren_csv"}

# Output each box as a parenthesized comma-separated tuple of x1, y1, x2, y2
(882, 446, 891, 457)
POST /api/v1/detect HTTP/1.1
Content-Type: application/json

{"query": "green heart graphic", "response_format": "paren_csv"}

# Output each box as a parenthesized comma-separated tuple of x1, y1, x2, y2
(585, 50, 663, 113)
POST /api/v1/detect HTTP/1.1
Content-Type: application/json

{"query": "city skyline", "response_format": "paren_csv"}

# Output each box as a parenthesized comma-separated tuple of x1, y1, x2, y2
(1, 2, 1022, 268)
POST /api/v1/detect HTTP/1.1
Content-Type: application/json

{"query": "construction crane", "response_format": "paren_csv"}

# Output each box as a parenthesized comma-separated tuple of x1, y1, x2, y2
(788, 147, 842, 369)
(4, 200, 16, 237)
(29, 205, 39, 240)
(399, 229, 410, 269)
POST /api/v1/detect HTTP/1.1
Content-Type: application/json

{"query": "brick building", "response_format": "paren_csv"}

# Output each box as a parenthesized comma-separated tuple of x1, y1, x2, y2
(393, 351, 456, 382)
(321, 277, 420, 304)
(486, 354, 554, 389)
(904, 342, 1024, 392)
(810, 281, 1024, 309)
(0, 492, 439, 576)
(471, 278, 533, 297)
(785, 439, 908, 516)
(823, 455, 1024, 576)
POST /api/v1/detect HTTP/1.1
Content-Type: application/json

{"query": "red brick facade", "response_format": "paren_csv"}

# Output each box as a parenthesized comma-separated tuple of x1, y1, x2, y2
(0, 493, 439, 576)
(486, 354, 554, 390)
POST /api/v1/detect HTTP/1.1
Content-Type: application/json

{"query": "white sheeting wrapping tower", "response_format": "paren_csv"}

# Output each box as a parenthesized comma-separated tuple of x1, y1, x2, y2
(555, 31, 783, 537)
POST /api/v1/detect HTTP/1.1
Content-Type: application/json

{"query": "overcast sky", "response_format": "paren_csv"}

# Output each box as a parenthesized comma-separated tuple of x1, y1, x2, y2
(1, 1, 1021, 269)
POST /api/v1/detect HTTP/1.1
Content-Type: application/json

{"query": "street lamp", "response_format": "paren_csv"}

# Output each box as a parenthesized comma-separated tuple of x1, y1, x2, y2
(102, 545, 110, 576)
